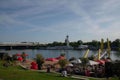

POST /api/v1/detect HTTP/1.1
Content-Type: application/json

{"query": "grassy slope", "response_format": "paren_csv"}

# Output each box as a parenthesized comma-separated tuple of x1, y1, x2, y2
(0, 62, 77, 80)
(0, 61, 119, 80)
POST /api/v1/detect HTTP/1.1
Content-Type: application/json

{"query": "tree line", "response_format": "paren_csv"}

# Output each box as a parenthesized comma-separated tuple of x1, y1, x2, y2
(44, 38, 120, 51)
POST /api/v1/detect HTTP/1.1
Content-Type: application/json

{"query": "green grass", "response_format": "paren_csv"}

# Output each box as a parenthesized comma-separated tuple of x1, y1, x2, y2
(0, 70, 77, 80)
(0, 61, 119, 80)
(0, 61, 78, 80)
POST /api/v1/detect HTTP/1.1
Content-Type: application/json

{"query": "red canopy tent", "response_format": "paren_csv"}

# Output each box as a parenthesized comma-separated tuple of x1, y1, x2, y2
(46, 58, 58, 62)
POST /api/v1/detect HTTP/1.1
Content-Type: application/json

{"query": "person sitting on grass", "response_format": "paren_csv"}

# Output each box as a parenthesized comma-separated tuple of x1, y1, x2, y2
(61, 68, 67, 77)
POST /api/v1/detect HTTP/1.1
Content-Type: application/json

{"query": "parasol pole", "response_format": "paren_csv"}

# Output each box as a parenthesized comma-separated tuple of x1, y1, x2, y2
(107, 38, 111, 58)
(83, 49, 89, 58)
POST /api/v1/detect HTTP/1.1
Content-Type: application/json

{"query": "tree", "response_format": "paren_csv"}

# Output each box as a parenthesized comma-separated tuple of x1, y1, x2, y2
(91, 40, 99, 47)
(58, 59, 68, 69)
(112, 39, 120, 51)
(36, 54, 45, 70)
(80, 58, 89, 67)
(77, 40, 83, 45)
(60, 53, 65, 57)
(21, 52, 26, 62)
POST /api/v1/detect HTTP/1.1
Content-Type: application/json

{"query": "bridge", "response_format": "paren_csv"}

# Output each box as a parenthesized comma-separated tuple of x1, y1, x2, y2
(0, 42, 45, 50)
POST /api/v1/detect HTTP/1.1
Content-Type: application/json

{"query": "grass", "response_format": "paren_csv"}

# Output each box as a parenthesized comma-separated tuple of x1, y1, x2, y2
(0, 61, 119, 80)
(0, 67, 77, 80)
(0, 61, 79, 80)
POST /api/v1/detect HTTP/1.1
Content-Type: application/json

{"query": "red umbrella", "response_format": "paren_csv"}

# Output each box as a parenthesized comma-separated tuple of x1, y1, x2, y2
(31, 65, 38, 70)
(31, 62, 38, 70)
(96, 60, 105, 65)
(16, 53, 21, 56)
(46, 58, 58, 62)
(17, 56, 23, 61)
(31, 62, 37, 65)
(56, 56, 65, 60)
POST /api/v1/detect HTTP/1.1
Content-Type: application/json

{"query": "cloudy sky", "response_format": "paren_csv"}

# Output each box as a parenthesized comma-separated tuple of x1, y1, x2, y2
(0, 0, 120, 43)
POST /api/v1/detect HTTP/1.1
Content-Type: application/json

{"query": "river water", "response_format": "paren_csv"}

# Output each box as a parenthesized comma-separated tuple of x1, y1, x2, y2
(1, 49, 120, 61)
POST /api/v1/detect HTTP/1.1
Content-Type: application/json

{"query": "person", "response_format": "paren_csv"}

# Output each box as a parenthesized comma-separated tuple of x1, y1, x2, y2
(105, 57, 113, 80)
(61, 68, 67, 77)
(47, 65, 51, 73)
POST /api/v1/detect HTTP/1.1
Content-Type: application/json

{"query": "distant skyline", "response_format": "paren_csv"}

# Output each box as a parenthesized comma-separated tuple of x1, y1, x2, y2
(0, 0, 120, 43)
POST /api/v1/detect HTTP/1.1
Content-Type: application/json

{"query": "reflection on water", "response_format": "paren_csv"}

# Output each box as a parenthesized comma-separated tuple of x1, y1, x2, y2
(1, 49, 120, 61)
(112, 51, 120, 60)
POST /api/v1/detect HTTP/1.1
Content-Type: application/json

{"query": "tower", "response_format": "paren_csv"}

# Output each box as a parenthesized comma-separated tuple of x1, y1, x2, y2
(65, 35, 69, 47)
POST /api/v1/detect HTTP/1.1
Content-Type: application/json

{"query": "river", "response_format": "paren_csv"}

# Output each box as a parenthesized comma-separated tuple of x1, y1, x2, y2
(1, 49, 120, 61)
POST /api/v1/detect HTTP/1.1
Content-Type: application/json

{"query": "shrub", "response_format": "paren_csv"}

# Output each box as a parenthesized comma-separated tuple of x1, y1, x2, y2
(36, 54, 45, 70)
(58, 59, 68, 68)
(21, 52, 26, 62)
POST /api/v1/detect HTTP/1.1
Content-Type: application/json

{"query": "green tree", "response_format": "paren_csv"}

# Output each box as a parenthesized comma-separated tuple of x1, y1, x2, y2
(70, 42, 79, 48)
(58, 59, 68, 69)
(80, 58, 89, 67)
(112, 39, 120, 51)
(77, 40, 83, 45)
(36, 54, 45, 70)
(21, 52, 27, 62)
(91, 40, 99, 47)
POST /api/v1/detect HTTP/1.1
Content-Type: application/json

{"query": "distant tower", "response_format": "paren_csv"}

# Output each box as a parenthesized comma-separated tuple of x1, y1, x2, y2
(65, 35, 69, 47)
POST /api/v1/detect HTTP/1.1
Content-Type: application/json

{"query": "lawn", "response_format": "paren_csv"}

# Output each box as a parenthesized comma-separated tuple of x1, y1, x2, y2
(0, 65, 78, 80)
(0, 61, 119, 80)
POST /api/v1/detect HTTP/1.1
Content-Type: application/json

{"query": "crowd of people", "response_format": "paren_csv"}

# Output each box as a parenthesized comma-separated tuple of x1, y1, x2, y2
(59, 57, 120, 80)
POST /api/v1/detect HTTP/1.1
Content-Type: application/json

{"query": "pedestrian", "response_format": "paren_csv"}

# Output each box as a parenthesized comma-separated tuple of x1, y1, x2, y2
(105, 57, 112, 80)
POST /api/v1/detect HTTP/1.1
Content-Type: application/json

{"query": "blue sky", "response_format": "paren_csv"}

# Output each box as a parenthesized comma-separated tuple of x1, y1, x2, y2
(0, 0, 120, 43)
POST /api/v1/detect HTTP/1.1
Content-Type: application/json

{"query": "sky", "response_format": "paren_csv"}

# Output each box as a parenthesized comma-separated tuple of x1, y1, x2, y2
(0, 0, 120, 43)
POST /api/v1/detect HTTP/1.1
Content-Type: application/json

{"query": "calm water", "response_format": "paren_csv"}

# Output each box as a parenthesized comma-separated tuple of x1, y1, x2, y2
(1, 49, 120, 61)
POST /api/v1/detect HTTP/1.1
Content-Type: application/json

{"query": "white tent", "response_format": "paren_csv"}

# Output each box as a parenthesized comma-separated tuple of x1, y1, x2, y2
(88, 60, 99, 65)
(67, 63, 73, 67)
(70, 59, 82, 64)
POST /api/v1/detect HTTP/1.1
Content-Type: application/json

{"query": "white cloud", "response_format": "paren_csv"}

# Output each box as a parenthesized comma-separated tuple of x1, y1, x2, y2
(0, 0, 120, 42)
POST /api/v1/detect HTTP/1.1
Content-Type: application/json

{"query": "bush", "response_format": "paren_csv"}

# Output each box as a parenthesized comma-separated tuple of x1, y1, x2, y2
(80, 58, 89, 67)
(58, 59, 68, 68)
(21, 52, 26, 62)
(36, 54, 45, 70)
